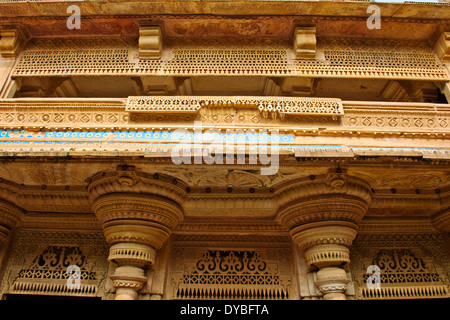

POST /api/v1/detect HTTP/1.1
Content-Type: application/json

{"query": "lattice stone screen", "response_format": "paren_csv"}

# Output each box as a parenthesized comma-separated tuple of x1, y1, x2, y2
(360, 249, 448, 299)
(172, 249, 292, 300)
(126, 96, 344, 119)
(11, 38, 449, 81)
(0, 231, 109, 299)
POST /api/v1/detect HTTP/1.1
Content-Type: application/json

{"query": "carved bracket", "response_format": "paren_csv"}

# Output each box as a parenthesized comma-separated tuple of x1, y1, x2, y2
(139, 25, 162, 60)
(293, 26, 316, 60)
(0, 25, 28, 59)
(434, 32, 450, 64)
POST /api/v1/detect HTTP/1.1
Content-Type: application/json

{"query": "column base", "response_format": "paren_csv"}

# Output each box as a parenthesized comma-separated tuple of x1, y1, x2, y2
(314, 267, 350, 300)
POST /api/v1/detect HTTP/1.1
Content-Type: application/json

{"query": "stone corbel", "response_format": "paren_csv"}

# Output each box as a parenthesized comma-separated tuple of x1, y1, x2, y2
(0, 24, 28, 59)
(138, 23, 163, 60)
(293, 26, 316, 60)
(434, 31, 450, 64)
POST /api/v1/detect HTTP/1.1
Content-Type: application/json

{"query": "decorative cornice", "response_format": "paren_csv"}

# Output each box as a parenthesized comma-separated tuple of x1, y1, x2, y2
(0, 3, 449, 22)
(0, 98, 448, 138)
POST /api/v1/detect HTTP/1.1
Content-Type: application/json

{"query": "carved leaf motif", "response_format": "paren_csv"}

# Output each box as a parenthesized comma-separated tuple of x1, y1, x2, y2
(196, 170, 265, 187)
(40, 247, 59, 269)
(377, 174, 443, 188)
(63, 247, 84, 267)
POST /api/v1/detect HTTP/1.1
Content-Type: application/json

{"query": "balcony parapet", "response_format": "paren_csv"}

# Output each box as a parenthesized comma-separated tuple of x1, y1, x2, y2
(0, 97, 449, 133)
(11, 37, 449, 81)
(126, 96, 344, 119)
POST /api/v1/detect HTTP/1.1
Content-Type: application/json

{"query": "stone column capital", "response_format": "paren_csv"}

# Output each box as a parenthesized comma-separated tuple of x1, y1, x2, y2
(432, 209, 450, 233)
(87, 165, 186, 205)
(0, 198, 24, 242)
(276, 170, 373, 211)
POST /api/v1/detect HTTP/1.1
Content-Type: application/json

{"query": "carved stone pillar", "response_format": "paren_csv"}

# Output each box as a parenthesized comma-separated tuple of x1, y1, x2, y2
(277, 170, 372, 300)
(88, 166, 185, 300)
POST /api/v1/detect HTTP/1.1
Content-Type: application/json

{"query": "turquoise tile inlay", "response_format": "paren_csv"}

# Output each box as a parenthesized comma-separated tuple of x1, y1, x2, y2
(0, 130, 295, 143)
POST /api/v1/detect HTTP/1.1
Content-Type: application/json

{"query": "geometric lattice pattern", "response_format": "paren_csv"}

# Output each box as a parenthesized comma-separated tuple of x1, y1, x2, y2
(12, 38, 449, 81)
(174, 250, 291, 300)
(126, 96, 344, 118)
(10, 246, 99, 297)
(361, 249, 448, 299)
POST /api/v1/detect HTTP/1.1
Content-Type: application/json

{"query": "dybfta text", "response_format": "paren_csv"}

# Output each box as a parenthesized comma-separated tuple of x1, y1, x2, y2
(180, 304, 269, 317)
